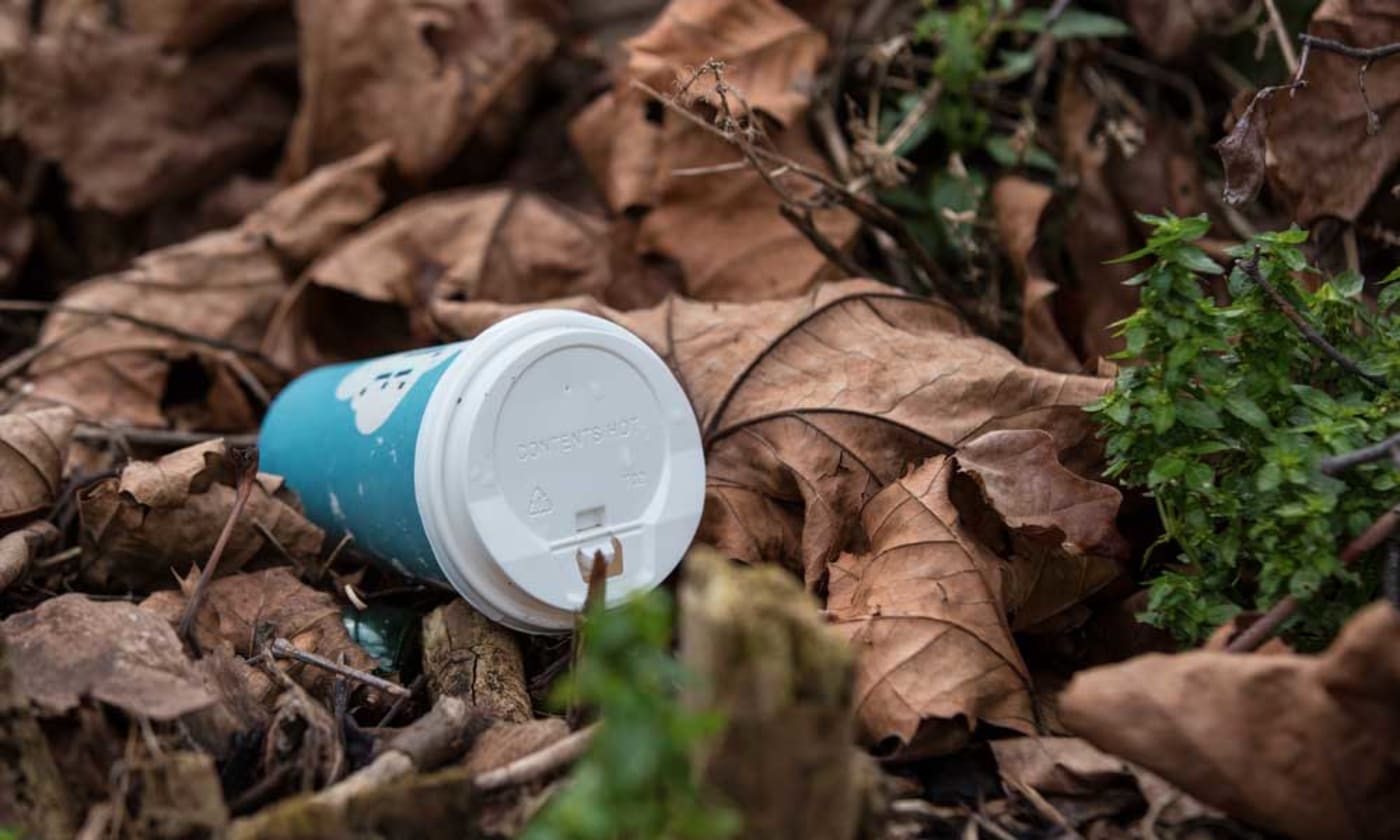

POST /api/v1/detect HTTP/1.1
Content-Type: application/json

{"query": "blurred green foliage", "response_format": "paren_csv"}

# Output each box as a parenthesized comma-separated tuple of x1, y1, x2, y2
(523, 590, 738, 840)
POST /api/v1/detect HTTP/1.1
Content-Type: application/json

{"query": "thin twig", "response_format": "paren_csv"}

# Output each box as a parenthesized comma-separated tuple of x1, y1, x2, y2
(473, 724, 597, 792)
(73, 424, 255, 449)
(252, 520, 295, 564)
(1298, 34, 1400, 63)
(0, 300, 287, 373)
(177, 445, 259, 646)
(269, 638, 410, 698)
(1262, 0, 1299, 72)
(779, 204, 867, 278)
(1319, 429, 1400, 475)
(375, 674, 426, 727)
(1240, 248, 1385, 390)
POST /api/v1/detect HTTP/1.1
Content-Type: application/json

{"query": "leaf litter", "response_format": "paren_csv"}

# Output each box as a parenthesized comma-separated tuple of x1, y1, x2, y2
(1, 0, 1398, 837)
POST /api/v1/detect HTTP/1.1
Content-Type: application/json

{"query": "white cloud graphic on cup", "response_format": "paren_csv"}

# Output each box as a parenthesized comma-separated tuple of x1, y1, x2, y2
(335, 348, 454, 434)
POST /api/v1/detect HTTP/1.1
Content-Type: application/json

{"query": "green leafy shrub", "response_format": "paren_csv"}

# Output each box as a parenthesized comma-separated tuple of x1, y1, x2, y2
(1088, 213, 1400, 645)
(523, 590, 739, 840)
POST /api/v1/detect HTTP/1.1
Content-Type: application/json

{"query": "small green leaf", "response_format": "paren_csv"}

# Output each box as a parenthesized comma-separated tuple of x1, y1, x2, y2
(1256, 461, 1282, 492)
(1169, 245, 1224, 275)
(1381, 264, 1400, 284)
(1379, 283, 1400, 310)
(1330, 269, 1365, 298)
(1151, 401, 1177, 434)
(1148, 455, 1187, 486)
(1177, 398, 1222, 429)
(1184, 462, 1215, 492)
(1225, 393, 1271, 428)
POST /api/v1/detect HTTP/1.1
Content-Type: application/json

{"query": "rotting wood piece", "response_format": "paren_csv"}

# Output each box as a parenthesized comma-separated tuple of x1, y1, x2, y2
(227, 696, 489, 840)
(422, 599, 531, 723)
(680, 546, 885, 840)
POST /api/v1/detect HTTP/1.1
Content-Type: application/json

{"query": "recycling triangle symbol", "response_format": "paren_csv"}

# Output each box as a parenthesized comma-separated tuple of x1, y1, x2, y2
(527, 486, 554, 516)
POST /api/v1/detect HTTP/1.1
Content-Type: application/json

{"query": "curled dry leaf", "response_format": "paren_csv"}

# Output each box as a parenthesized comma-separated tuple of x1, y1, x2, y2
(828, 456, 1035, 758)
(990, 177, 1080, 374)
(1264, 0, 1400, 223)
(1215, 96, 1269, 207)
(570, 0, 857, 300)
(79, 440, 324, 591)
(282, 0, 557, 181)
(0, 406, 75, 520)
(1061, 601, 1400, 840)
(27, 145, 389, 428)
(990, 737, 1217, 828)
(142, 567, 377, 703)
(0, 593, 215, 719)
(954, 429, 1126, 633)
(6, 22, 295, 214)
(436, 279, 1110, 587)
(1121, 0, 1253, 62)
(0, 521, 59, 593)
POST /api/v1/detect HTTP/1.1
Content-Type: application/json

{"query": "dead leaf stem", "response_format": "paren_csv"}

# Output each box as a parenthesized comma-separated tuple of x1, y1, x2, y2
(177, 444, 260, 647)
(472, 723, 597, 792)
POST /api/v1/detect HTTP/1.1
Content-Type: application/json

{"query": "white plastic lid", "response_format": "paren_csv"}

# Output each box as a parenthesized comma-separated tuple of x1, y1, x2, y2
(414, 310, 705, 633)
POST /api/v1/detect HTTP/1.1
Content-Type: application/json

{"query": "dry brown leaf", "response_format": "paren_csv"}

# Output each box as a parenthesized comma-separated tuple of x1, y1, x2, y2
(1216, 95, 1269, 207)
(1120, 0, 1253, 62)
(0, 521, 58, 593)
(1061, 601, 1400, 840)
(828, 456, 1035, 758)
(309, 189, 610, 307)
(990, 177, 1080, 374)
(991, 737, 1218, 828)
(435, 280, 1109, 587)
(569, 0, 858, 300)
(0, 593, 215, 719)
(142, 567, 377, 702)
(1048, 69, 1209, 362)
(0, 407, 75, 521)
(79, 440, 324, 591)
(27, 147, 389, 428)
(282, 0, 556, 181)
(35, 0, 288, 49)
(954, 429, 1126, 633)
(6, 23, 295, 214)
(1265, 0, 1400, 223)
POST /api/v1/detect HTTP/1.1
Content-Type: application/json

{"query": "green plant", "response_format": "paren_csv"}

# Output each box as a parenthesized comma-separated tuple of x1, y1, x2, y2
(523, 590, 739, 840)
(1088, 213, 1400, 645)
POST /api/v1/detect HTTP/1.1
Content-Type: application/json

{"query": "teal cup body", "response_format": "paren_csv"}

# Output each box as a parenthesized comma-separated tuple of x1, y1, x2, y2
(258, 310, 707, 633)
(260, 343, 464, 585)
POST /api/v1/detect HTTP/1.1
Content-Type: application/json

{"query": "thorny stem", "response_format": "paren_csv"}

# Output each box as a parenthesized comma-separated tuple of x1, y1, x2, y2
(634, 76, 992, 333)
(1239, 247, 1386, 391)
(269, 638, 411, 698)
(1227, 502, 1400, 651)
(177, 445, 260, 647)
(1319, 429, 1400, 475)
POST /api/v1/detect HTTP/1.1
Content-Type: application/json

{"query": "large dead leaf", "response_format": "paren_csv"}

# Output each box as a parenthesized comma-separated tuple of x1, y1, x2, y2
(1061, 601, 1400, 840)
(25, 146, 389, 428)
(6, 22, 295, 214)
(1120, 0, 1253, 62)
(990, 177, 1079, 374)
(34, 0, 287, 49)
(434, 280, 1109, 586)
(827, 456, 1035, 758)
(569, 0, 858, 300)
(0, 407, 75, 521)
(282, 0, 556, 181)
(0, 593, 215, 719)
(78, 440, 324, 591)
(142, 567, 378, 703)
(954, 429, 1126, 633)
(1265, 0, 1400, 223)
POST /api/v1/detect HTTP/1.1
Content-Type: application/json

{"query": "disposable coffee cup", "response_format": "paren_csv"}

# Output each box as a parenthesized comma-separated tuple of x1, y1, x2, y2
(259, 310, 706, 633)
